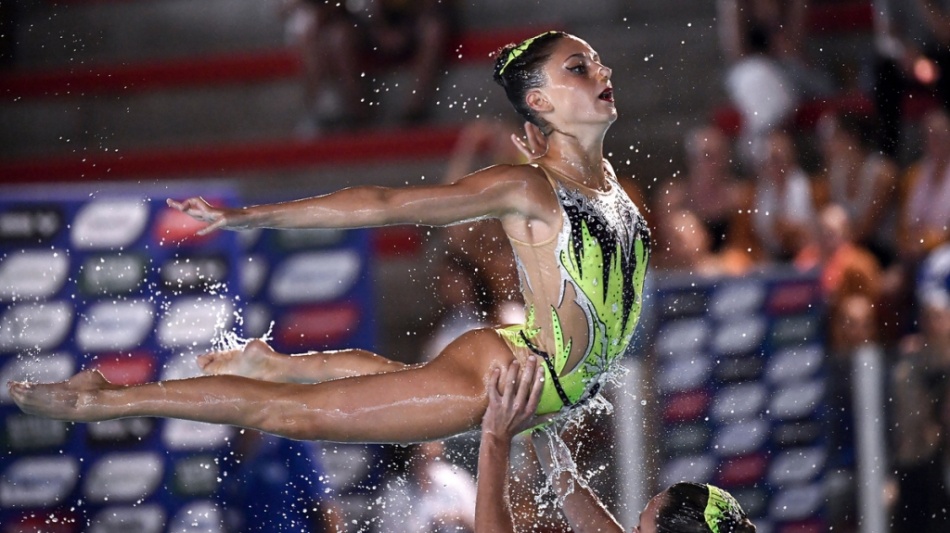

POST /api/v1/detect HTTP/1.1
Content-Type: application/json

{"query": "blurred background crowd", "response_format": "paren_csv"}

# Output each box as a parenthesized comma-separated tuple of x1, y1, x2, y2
(3, 0, 950, 532)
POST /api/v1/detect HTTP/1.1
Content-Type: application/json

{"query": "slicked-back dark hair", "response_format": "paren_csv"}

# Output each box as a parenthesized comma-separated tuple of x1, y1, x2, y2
(656, 483, 756, 533)
(492, 31, 568, 135)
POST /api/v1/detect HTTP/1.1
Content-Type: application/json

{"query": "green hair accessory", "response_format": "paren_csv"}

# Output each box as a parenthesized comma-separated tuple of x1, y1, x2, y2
(498, 31, 559, 75)
(704, 484, 743, 533)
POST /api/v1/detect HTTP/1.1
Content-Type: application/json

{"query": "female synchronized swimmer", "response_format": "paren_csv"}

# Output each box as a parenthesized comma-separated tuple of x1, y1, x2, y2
(477, 358, 756, 533)
(9, 31, 651, 444)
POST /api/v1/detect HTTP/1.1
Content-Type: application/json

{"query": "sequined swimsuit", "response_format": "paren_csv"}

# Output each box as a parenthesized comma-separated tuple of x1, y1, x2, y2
(497, 163, 650, 414)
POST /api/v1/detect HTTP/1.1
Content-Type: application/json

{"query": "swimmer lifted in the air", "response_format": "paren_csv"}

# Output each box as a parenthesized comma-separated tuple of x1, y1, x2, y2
(9, 31, 650, 444)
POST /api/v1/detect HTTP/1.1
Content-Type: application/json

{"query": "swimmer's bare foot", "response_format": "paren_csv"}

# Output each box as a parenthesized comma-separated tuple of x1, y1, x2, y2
(8, 369, 120, 422)
(197, 339, 280, 381)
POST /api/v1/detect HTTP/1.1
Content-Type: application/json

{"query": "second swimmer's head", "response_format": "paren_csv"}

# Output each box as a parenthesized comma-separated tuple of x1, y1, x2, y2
(493, 31, 568, 135)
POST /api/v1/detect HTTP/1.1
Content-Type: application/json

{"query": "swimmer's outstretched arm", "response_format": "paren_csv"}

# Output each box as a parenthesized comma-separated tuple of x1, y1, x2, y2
(168, 164, 549, 235)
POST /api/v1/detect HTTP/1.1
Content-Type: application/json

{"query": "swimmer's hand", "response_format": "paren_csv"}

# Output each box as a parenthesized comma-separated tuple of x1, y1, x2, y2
(167, 197, 247, 235)
(482, 357, 553, 440)
(510, 122, 548, 161)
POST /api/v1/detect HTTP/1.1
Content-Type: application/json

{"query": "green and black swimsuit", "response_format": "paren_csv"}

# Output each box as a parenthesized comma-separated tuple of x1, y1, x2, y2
(497, 163, 651, 414)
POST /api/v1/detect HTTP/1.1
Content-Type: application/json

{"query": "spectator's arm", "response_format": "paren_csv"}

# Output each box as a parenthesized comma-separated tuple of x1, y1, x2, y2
(717, 0, 746, 61)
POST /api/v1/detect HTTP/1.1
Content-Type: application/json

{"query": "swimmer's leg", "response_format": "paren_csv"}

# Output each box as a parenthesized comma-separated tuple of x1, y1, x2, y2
(197, 339, 405, 384)
(9, 329, 518, 443)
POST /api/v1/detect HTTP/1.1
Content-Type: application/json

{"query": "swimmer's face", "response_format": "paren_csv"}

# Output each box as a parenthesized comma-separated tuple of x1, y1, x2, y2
(532, 36, 617, 127)
(633, 492, 664, 533)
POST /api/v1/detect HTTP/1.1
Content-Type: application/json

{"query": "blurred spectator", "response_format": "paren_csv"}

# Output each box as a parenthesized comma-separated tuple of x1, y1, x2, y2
(795, 204, 882, 306)
(891, 298, 950, 532)
(718, 0, 834, 162)
(375, 441, 477, 533)
(650, 207, 753, 277)
(669, 125, 749, 252)
(422, 252, 494, 362)
(749, 130, 817, 261)
(825, 293, 881, 532)
(284, 0, 458, 135)
(873, 0, 950, 157)
(815, 111, 901, 266)
(898, 108, 950, 263)
(221, 431, 341, 532)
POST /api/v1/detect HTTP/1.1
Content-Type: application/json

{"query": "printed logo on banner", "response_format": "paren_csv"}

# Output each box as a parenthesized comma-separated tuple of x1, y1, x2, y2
(86, 418, 155, 448)
(162, 419, 234, 451)
(712, 419, 769, 457)
(0, 352, 74, 404)
(769, 484, 824, 521)
(766, 280, 819, 314)
(658, 357, 711, 393)
(0, 302, 73, 353)
(3, 414, 69, 451)
(710, 281, 766, 319)
(716, 453, 769, 487)
(89, 505, 165, 533)
(275, 303, 360, 348)
(770, 380, 824, 420)
(79, 254, 147, 296)
(772, 420, 822, 448)
(83, 452, 163, 503)
(712, 317, 767, 356)
(277, 228, 346, 249)
(711, 383, 767, 422)
(0, 456, 79, 508)
(659, 455, 715, 488)
(662, 390, 710, 423)
(157, 297, 235, 349)
(241, 255, 269, 298)
(71, 200, 149, 250)
(0, 206, 63, 245)
(0, 250, 69, 302)
(766, 345, 823, 384)
(76, 300, 154, 353)
(771, 316, 820, 346)
(659, 289, 708, 319)
(656, 318, 709, 358)
(269, 250, 361, 304)
(712, 356, 764, 383)
(768, 447, 827, 485)
(172, 455, 220, 497)
(160, 255, 230, 293)
(93, 352, 155, 385)
(168, 501, 224, 533)
(663, 423, 711, 456)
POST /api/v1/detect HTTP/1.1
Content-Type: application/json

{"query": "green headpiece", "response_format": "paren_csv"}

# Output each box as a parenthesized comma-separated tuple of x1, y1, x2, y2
(704, 484, 744, 533)
(498, 31, 559, 75)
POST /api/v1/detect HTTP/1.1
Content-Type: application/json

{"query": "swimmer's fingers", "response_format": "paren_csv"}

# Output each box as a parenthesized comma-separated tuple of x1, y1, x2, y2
(510, 133, 533, 161)
(523, 122, 549, 157)
(196, 216, 229, 236)
(513, 356, 538, 412)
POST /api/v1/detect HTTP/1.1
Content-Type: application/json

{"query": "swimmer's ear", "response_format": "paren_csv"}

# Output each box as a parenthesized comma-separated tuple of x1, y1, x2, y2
(526, 89, 553, 115)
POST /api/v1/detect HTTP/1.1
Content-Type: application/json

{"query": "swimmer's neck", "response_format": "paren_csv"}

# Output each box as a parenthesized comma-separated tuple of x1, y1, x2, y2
(542, 127, 608, 185)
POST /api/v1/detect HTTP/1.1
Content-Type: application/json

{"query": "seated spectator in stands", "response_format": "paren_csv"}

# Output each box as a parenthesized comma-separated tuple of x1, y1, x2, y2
(815, 111, 900, 266)
(718, 0, 834, 162)
(668, 125, 749, 252)
(749, 130, 817, 261)
(650, 207, 753, 277)
(795, 204, 882, 306)
(423, 252, 494, 363)
(898, 108, 950, 263)
(375, 440, 477, 533)
(285, 0, 457, 135)
(873, 0, 950, 158)
(891, 293, 950, 532)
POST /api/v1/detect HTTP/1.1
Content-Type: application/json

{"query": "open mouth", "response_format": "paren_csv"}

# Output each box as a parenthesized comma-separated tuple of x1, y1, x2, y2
(598, 88, 614, 103)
